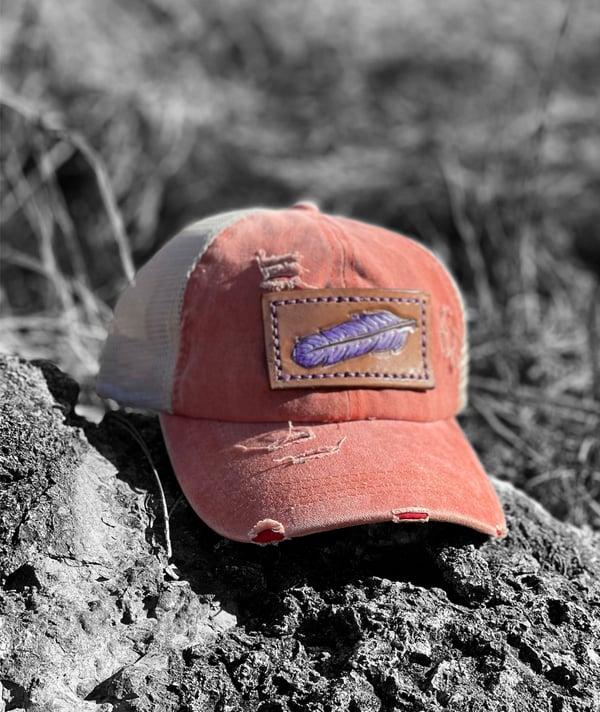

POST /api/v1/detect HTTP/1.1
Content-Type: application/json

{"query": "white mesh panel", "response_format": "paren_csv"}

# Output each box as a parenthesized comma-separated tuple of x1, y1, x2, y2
(403, 240, 469, 412)
(97, 209, 253, 411)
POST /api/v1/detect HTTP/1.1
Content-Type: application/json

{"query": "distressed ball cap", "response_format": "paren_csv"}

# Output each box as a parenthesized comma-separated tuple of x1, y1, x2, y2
(98, 204, 507, 543)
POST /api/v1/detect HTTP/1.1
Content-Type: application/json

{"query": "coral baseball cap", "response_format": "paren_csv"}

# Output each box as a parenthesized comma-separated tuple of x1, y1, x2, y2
(97, 204, 507, 543)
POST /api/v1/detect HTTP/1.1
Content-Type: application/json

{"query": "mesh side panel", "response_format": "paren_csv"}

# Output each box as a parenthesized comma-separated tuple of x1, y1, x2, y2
(455, 281, 469, 413)
(97, 209, 253, 411)
(406, 240, 469, 412)
(439, 256, 469, 413)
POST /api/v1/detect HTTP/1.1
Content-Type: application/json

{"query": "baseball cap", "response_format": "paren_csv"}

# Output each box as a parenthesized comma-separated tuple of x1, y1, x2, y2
(97, 203, 507, 543)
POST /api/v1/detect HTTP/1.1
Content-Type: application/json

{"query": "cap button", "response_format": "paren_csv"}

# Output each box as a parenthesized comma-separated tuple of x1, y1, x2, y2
(293, 201, 320, 212)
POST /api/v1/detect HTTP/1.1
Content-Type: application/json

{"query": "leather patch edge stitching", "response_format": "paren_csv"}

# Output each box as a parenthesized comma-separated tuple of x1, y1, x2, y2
(268, 295, 430, 383)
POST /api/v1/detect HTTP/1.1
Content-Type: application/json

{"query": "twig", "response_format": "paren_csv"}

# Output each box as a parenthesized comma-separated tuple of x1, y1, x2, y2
(516, 0, 576, 329)
(107, 412, 175, 574)
(470, 375, 600, 419)
(42, 147, 91, 287)
(526, 470, 600, 521)
(524, 0, 575, 210)
(68, 132, 135, 283)
(0, 313, 107, 338)
(438, 151, 496, 322)
(470, 394, 546, 463)
(0, 139, 75, 224)
(0, 91, 135, 284)
(588, 281, 600, 402)
(3, 152, 74, 313)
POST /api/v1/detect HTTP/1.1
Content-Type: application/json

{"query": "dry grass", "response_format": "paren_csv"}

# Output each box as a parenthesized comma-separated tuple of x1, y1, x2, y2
(1, 0, 599, 527)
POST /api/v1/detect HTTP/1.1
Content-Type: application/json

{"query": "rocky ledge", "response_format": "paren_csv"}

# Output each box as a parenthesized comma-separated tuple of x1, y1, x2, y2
(0, 356, 599, 711)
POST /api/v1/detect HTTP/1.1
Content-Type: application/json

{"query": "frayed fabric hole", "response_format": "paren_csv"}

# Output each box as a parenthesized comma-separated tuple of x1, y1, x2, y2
(391, 509, 430, 523)
(260, 277, 300, 291)
(249, 519, 286, 544)
(256, 249, 302, 290)
(255, 249, 314, 291)
(273, 436, 347, 465)
(235, 422, 316, 453)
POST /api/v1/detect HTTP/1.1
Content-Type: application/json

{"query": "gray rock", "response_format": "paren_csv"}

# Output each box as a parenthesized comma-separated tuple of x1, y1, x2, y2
(1, 356, 599, 711)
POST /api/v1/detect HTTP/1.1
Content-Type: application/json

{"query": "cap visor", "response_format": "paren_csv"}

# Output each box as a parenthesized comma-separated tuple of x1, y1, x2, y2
(159, 414, 507, 543)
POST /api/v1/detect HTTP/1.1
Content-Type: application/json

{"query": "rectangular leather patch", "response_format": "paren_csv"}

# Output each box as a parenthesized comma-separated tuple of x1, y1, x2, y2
(262, 288, 435, 390)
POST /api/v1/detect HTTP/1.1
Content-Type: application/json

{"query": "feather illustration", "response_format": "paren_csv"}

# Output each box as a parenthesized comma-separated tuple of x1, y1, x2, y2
(292, 310, 416, 369)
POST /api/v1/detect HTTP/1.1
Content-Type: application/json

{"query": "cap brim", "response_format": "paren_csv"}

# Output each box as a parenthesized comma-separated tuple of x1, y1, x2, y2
(159, 414, 507, 543)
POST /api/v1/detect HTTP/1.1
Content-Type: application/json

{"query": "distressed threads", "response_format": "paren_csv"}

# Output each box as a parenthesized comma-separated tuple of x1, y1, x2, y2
(256, 249, 303, 290)
(273, 436, 347, 465)
(235, 422, 315, 453)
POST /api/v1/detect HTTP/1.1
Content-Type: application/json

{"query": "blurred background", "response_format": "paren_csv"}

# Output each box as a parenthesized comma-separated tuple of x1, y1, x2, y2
(1, 0, 599, 527)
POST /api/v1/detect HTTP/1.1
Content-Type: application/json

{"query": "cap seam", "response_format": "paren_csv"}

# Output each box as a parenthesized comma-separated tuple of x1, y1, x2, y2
(170, 209, 258, 410)
(321, 214, 351, 419)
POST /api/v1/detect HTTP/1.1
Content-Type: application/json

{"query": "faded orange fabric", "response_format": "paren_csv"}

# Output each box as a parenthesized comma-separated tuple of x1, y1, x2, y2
(172, 206, 465, 423)
(160, 415, 506, 542)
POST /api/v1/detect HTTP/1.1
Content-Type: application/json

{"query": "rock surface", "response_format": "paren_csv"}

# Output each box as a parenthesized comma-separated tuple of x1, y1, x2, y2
(1, 355, 599, 712)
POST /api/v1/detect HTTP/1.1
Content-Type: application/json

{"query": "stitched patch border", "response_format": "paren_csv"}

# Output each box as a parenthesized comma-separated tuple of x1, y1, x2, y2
(262, 288, 435, 390)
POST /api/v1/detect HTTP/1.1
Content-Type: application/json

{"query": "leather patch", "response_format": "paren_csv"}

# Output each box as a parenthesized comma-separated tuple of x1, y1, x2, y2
(262, 289, 435, 390)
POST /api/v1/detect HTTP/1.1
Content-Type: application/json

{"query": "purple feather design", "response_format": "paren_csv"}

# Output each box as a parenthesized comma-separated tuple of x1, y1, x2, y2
(292, 310, 416, 369)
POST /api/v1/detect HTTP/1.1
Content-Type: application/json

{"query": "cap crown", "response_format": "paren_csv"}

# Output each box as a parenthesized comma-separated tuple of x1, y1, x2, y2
(98, 206, 467, 423)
